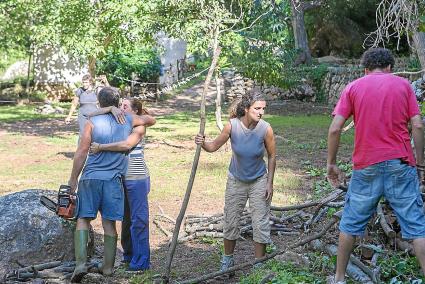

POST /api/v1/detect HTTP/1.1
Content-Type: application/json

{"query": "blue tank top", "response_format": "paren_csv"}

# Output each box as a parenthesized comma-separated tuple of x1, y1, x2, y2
(229, 118, 269, 182)
(80, 113, 133, 180)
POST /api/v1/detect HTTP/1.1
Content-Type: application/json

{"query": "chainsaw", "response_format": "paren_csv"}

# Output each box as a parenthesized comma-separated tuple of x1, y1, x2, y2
(40, 185, 79, 220)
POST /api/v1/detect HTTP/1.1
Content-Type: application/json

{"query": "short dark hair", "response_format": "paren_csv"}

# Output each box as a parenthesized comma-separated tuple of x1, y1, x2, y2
(82, 74, 92, 82)
(360, 48, 395, 70)
(230, 88, 265, 118)
(98, 87, 120, 108)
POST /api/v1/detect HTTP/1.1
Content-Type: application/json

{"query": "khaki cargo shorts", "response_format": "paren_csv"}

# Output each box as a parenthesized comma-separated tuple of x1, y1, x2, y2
(223, 173, 271, 244)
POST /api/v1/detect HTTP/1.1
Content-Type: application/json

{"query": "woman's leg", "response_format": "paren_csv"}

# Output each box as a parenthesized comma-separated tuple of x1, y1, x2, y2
(223, 175, 249, 253)
(121, 185, 132, 263)
(248, 174, 270, 258)
(125, 178, 150, 270)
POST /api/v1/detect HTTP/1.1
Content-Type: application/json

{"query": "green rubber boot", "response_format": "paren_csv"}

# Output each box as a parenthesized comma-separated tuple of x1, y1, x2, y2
(101, 234, 117, 276)
(71, 230, 88, 283)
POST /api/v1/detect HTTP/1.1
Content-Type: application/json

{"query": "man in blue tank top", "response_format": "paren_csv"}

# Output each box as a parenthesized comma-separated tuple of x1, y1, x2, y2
(67, 87, 155, 282)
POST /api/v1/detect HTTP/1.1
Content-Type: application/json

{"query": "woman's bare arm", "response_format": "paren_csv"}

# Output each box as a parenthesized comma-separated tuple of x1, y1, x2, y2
(194, 123, 231, 152)
(90, 126, 146, 153)
(132, 114, 156, 127)
(65, 96, 79, 123)
(264, 126, 276, 201)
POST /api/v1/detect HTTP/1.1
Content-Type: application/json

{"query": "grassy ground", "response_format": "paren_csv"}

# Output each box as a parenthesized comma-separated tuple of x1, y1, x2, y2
(0, 103, 356, 283)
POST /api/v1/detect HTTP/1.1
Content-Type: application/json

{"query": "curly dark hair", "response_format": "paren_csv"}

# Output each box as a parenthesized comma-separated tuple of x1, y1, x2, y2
(98, 87, 120, 108)
(360, 48, 395, 71)
(229, 88, 265, 118)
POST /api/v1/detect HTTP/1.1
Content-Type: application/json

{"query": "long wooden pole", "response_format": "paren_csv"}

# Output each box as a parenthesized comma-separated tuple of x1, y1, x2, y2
(163, 27, 222, 283)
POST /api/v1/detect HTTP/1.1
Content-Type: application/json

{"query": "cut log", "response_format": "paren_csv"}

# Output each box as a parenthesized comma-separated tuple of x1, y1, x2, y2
(311, 239, 376, 283)
(376, 203, 395, 238)
(178, 213, 341, 284)
(153, 219, 172, 238)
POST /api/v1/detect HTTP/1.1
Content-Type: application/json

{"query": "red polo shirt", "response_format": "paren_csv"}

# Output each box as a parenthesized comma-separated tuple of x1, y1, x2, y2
(333, 71, 420, 170)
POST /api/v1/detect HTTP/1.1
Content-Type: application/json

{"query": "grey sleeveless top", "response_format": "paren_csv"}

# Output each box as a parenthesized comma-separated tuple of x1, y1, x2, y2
(229, 118, 269, 182)
(75, 87, 98, 116)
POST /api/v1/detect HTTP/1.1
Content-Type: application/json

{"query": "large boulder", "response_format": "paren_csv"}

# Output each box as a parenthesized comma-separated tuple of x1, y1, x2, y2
(0, 189, 77, 275)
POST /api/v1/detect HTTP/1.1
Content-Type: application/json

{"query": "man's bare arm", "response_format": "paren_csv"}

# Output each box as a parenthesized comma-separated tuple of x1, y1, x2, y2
(327, 115, 347, 187)
(411, 114, 424, 165)
(68, 121, 92, 192)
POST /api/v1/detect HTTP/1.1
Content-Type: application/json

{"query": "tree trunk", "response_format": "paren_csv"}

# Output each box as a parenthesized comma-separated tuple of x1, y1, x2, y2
(163, 27, 222, 283)
(88, 56, 96, 77)
(26, 50, 32, 96)
(413, 31, 425, 71)
(215, 70, 224, 131)
(290, 2, 312, 65)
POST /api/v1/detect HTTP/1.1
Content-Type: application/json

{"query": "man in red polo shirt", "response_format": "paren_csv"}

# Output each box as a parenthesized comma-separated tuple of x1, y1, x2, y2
(327, 48, 425, 284)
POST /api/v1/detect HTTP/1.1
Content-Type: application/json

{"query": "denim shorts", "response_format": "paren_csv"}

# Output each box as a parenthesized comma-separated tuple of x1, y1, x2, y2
(340, 159, 425, 239)
(77, 177, 125, 221)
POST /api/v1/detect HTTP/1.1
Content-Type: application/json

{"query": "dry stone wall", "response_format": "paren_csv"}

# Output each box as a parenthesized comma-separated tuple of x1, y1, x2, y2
(223, 57, 422, 106)
(222, 69, 315, 103)
(323, 66, 423, 106)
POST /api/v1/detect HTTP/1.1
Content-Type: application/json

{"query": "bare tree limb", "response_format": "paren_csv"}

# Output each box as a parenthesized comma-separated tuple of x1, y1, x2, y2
(163, 26, 222, 283)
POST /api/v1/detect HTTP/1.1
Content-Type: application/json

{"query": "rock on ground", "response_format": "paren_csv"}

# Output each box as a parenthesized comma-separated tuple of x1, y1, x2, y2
(0, 189, 76, 276)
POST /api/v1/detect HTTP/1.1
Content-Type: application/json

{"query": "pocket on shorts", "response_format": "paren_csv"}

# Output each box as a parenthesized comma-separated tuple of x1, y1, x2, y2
(350, 170, 374, 195)
(390, 166, 419, 198)
(111, 179, 124, 199)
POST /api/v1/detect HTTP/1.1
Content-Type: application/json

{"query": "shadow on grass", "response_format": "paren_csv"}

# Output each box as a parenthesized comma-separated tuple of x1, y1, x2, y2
(57, 151, 75, 159)
(0, 117, 78, 137)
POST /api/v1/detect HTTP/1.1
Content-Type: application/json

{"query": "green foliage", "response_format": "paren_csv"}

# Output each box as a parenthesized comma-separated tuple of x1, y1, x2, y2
(96, 48, 161, 87)
(337, 160, 352, 174)
(313, 180, 333, 199)
(226, 1, 299, 89)
(304, 165, 326, 177)
(378, 252, 425, 283)
(0, 0, 158, 65)
(0, 49, 27, 74)
(240, 259, 326, 284)
(128, 269, 156, 284)
(309, 251, 336, 274)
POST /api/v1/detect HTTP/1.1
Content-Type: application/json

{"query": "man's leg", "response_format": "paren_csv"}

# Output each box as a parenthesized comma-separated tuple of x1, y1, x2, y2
(71, 218, 91, 283)
(413, 238, 425, 273)
(99, 177, 125, 276)
(101, 219, 118, 276)
(335, 163, 383, 282)
(335, 233, 356, 281)
(384, 160, 425, 275)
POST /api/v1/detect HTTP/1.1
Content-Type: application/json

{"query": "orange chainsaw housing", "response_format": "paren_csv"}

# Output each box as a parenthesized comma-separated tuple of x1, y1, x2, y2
(57, 194, 77, 219)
